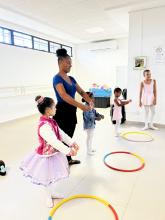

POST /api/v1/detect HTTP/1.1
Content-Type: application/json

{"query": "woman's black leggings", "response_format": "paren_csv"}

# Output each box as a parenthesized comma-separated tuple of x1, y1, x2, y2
(53, 102, 77, 162)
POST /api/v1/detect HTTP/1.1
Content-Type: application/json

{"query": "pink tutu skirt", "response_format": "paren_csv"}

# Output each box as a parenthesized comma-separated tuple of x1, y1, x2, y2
(20, 151, 69, 186)
(113, 106, 122, 121)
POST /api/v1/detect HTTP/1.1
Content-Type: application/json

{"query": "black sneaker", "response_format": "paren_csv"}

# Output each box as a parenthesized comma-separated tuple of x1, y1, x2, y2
(68, 159, 81, 165)
(0, 160, 6, 176)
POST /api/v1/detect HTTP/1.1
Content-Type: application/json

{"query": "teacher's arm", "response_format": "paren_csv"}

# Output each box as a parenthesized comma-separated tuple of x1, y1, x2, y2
(76, 83, 92, 104)
(55, 83, 90, 111)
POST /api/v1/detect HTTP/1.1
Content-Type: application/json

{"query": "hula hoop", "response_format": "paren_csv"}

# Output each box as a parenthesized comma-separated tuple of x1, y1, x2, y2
(48, 194, 119, 220)
(103, 151, 145, 172)
(121, 131, 153, 142)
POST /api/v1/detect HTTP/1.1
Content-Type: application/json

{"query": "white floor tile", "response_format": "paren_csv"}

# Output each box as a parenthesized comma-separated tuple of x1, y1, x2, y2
(0, 109, 165, 220)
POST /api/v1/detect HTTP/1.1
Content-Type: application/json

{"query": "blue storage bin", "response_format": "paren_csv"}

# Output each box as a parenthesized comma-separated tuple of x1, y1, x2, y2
(89, 88, 112, 97)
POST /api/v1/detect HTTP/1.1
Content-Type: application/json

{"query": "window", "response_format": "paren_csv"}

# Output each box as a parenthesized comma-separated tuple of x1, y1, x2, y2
(49, 42, 61, 54)
(0, 26, 73, 56)
(62, 45, 72, 57)
(33, 37, 48, 52)
(0, 27, 11, 44)
(13, 32, 32, 48)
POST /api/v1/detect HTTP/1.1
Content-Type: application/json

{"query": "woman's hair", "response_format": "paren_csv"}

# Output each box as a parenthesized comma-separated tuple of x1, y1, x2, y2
(35, 95, 54, 114)
(56, 48, 70, 62)
(82, 92, 93, 103)
(143, 69, 150, 76)
(114, 87, 122, 94)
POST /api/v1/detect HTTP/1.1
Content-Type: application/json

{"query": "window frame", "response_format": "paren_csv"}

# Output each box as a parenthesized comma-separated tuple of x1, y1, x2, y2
(33, 36, 49, 52)
(49, 41, 62, 54)
(13, 30, 33, 49)
(0, 26, 73, 57)
(62, 44, 73, 57)
(0, 26, 12, 45)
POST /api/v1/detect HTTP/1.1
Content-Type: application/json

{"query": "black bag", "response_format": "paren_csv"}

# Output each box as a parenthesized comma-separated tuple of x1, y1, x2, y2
(110, 104, 126, 124)
(122, 89, 127, 100)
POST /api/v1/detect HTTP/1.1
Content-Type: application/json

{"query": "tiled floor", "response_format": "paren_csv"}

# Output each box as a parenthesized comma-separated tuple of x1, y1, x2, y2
(0, 108, 164, 220)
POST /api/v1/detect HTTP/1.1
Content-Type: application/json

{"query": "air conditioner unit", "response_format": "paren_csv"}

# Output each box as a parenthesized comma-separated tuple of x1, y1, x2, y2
(89, 40, 118, 51)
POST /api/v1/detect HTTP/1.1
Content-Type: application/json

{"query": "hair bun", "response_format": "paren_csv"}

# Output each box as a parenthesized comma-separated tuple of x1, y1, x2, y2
(56, 48, 67, 57)
(35, 95, 42, 102)
(35, 95, 44, 104)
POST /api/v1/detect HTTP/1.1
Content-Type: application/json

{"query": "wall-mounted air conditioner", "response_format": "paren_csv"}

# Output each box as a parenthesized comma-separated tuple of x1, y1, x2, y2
(89, 40, 118, 51)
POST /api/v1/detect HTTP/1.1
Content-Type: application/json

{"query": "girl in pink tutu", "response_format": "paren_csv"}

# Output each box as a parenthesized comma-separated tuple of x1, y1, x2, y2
(139, 69, 158, 130)
(113, 88, 132, 136)
(20, 95, 79, 207)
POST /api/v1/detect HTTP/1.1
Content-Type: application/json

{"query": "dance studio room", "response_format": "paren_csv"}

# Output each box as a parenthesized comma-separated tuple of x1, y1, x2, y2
(0, 1, 165, 220)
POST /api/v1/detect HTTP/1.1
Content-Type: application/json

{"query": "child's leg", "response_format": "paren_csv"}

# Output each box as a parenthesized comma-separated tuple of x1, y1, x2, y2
(45, 182, 65, 208)
(142, 106, 149, 130)
(45, 184, 53, 208)
(149, 106, 158, 130)
(86, 128, 95, 154)
(115, 120, 121, 136)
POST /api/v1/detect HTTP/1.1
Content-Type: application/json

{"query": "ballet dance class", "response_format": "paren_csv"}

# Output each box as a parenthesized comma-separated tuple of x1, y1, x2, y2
(0, 1, 165, 220)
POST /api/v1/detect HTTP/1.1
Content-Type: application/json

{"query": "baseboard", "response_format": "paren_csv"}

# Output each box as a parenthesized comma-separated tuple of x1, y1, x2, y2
(126, 120, 165, 128)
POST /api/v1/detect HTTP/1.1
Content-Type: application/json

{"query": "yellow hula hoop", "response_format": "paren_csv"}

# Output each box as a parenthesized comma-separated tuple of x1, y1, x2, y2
(131, 153, 145, 164)
(121, 131, 153, 142)
(48, 194, 119, 220)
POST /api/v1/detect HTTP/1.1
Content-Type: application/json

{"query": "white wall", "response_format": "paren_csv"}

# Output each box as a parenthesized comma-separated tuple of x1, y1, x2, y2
(75, 38, 128, 92)
(0, 20, 75, 123)
(0, 19, 130, 124)
(128, 7, 165, 124)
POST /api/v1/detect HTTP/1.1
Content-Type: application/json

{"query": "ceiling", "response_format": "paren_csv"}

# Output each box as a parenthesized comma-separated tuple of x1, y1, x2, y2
(0, 0, 165, 43)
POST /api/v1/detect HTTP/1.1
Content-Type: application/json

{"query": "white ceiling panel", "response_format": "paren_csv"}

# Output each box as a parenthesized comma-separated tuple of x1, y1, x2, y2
(0, 0, 165, 42)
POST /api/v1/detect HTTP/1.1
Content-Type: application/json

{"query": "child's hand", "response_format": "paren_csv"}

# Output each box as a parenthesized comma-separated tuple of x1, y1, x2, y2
(139, 101, 142, 107)
(95, 115, 101, 121)
(101, 114, 104, 119)
(71, 142, 79, 151)
(129, 99, 132, 103)
(68, 147, 77, 156)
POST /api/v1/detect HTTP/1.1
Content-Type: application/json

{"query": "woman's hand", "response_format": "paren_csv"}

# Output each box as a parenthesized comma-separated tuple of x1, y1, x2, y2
(89, 101, 94, 109)
(79, 103, 92, 112)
